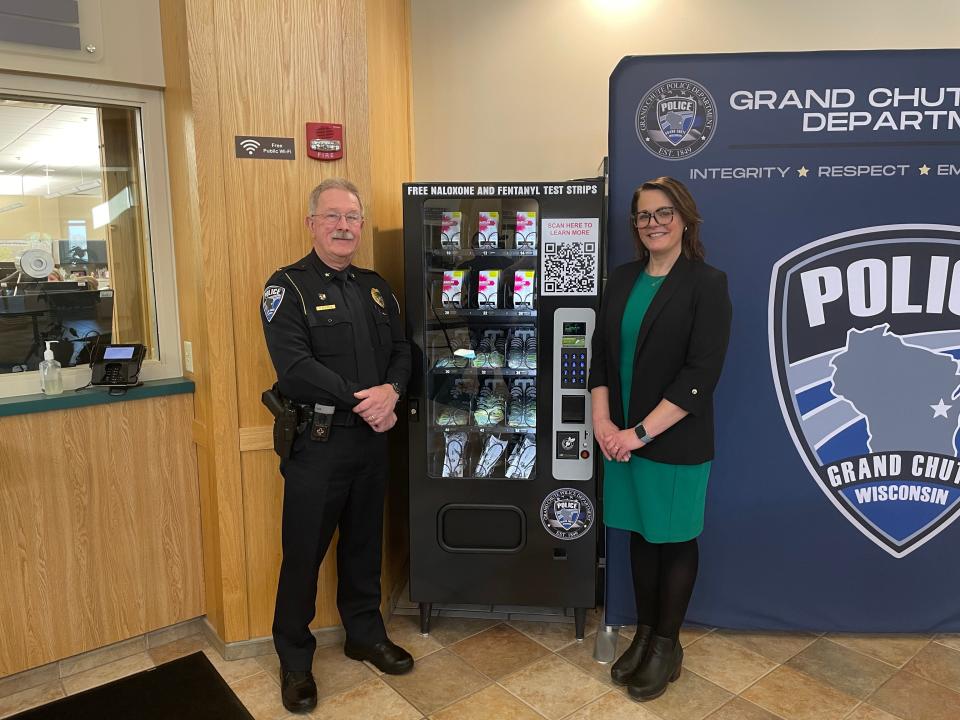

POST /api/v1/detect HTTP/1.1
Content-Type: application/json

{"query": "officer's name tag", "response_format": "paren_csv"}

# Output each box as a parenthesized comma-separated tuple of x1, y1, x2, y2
(316, 304, 337, 311)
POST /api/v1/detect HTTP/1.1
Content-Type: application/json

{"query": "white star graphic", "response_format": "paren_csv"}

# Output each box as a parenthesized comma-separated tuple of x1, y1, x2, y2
(919, 164, 931, 175)
(797, 166, 809, 178)
(931, 398, 952, 418)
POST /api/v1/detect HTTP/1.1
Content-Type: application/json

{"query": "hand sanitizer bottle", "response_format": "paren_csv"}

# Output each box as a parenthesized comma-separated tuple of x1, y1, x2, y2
(39, 341, 64, 395)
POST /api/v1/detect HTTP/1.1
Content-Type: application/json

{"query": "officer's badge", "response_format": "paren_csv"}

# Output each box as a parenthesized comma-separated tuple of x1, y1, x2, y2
(371, 287, 385, 308)
(262, 286, 284, 322)
(318, 292, 327, 301)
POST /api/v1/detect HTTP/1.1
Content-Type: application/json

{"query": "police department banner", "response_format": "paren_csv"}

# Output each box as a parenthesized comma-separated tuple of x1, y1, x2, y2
(606, 50, 960, 631)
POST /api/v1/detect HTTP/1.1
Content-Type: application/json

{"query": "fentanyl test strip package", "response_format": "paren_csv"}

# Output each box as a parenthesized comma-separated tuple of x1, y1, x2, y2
(441, 211, 462, 249)
(478, 211, 500, 248)
(442, 269, 466, 307)
(477, 269, 500, 308)
(515, 211, 537, 250)
(513, 270, 535, 308)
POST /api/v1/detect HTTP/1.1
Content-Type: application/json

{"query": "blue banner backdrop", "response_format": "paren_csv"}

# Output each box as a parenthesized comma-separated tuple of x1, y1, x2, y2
(606, 50, 960, 631)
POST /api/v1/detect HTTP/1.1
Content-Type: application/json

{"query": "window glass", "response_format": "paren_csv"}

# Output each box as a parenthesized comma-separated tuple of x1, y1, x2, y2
(0, 97, 157, 373)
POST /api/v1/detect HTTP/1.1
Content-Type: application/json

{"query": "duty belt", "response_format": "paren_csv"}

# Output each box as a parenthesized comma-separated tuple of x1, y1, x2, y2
(294, 403, 360, 427)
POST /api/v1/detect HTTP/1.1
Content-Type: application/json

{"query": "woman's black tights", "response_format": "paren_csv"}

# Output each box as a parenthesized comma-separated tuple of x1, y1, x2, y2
(629, 532, 699, 641)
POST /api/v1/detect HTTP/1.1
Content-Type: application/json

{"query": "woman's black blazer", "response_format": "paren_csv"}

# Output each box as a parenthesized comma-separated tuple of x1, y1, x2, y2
(588, 254, 732, 465)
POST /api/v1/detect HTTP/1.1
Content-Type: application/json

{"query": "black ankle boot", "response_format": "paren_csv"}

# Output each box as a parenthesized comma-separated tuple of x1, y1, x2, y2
(627, 634, 682, 701)
(610, 625, 653, 685)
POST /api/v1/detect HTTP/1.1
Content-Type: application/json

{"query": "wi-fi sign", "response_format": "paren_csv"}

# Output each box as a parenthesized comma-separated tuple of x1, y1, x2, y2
(234, 135, 295, 160)
(239, 138, 260, 155)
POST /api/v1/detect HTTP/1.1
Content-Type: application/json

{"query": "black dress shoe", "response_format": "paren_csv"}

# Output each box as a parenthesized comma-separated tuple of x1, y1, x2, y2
(344, 638, 414, 675)
(628, 634, 683, 701)
(610, 624, 653, 685)
(280, 669, 317, 714)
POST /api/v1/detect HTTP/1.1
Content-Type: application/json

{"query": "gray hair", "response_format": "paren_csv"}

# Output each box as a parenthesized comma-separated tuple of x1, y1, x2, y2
(308, 177, 363, 215)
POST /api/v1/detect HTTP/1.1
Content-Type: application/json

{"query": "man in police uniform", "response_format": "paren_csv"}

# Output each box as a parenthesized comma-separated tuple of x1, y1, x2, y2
(261, 178, 413, 713)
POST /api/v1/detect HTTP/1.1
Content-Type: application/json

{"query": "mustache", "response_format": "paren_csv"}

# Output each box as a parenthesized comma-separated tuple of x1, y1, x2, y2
(331, 230, 355, 240)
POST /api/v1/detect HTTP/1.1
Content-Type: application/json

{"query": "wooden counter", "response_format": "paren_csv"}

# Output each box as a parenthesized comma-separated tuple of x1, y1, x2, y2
(0, 386, 203, 678)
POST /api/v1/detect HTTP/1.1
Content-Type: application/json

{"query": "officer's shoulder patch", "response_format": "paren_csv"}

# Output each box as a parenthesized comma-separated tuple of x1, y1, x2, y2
(262, 285, 285, 322)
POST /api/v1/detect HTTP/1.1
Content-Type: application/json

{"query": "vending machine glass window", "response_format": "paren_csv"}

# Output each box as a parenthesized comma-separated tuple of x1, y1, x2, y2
(423, 199, 540, 482)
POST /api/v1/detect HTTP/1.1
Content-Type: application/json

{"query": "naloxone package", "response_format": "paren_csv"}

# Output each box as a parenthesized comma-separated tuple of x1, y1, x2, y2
(478, 211, 500, 248)
(441, 211, 462, 248)
(441, 270, 466, 307)
(442, 431, 467, 478)
(505, 434, 536, 479)
(515, 211, 537, 250)
(513, 270, 535, 308)
(474, 434, 508, 477)
(477, 269, 500, 308)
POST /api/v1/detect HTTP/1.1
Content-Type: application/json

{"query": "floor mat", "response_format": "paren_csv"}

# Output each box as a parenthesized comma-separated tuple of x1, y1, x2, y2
(11, 652, 254, 720)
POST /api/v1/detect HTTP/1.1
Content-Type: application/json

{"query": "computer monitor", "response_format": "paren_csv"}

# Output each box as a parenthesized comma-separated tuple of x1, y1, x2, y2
(57, 240, 108, 266)
(0, 289, 114, 372)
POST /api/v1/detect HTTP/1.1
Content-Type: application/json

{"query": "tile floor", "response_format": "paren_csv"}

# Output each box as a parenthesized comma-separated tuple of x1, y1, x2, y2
(3, 614, 960, 720)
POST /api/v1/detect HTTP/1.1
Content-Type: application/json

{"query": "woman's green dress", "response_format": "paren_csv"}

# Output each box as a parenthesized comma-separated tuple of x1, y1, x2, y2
(603, 272, 711, 543)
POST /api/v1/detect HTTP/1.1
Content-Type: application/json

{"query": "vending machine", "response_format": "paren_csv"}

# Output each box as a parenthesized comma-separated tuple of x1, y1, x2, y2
(403, 179, 604, 638)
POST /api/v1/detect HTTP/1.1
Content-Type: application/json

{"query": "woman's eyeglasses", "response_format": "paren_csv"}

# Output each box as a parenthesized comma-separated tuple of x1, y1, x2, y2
(632, 207, 675, 228)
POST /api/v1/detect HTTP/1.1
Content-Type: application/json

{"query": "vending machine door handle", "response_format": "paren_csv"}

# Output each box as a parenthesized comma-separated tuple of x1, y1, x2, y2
(409, 398, 420, 422)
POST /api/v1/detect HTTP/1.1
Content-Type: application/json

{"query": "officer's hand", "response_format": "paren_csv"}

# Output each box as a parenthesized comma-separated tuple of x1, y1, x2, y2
(353, 384, 398, 423)
(370, 411, 397, 433)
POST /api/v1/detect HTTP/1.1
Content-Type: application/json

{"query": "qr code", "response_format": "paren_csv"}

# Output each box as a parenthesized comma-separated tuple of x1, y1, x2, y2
(542, 240, 598, 295)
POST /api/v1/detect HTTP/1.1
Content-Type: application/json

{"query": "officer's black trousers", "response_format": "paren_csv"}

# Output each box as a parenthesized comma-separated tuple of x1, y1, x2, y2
(273, 425, 388, 671)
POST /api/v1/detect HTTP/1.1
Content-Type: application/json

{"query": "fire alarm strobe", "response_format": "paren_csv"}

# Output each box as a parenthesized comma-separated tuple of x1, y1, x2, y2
(306, 123, 343, 161)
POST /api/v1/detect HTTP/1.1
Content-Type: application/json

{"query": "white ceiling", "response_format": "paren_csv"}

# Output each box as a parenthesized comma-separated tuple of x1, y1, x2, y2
(0, 98, 105, 198)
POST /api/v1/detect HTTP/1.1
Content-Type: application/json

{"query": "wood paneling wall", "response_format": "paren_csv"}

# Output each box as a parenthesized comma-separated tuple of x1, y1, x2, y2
(159, 0, 414, 645)
(0, 395, 203, 678)
(366, 0, 416, 610)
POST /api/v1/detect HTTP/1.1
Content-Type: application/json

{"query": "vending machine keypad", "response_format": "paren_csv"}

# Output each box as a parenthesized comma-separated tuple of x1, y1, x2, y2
(560, 349, 587, 388)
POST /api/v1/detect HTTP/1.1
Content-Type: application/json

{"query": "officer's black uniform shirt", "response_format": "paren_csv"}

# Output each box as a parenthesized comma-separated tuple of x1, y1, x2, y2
(261, 251, 411, 408)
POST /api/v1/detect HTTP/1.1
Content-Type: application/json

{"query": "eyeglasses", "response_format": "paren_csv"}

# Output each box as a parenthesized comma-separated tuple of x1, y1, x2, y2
(311, 212, 363, 226)
(632, 206, 675, 228)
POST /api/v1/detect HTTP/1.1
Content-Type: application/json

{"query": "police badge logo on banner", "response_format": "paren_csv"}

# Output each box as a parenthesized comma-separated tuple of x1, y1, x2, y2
(769, 225, 960, 557)
(541, 488, 594, 540)
(635, 78, 717, 160)
(262, 286, 285, 322)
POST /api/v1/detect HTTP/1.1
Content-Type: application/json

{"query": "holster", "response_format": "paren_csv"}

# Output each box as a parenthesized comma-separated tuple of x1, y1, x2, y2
(261, 384, 297, 459)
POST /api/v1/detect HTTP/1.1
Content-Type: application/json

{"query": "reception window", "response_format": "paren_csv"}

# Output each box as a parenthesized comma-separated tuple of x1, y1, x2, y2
(0, 75, 178, 396)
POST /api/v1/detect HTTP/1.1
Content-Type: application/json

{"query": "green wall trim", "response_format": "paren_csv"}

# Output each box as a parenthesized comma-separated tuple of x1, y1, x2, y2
(0, 378, 195, 418)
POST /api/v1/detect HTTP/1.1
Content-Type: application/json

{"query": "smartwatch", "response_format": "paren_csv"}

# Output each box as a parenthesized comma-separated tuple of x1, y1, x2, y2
(634, 423, 655, 444)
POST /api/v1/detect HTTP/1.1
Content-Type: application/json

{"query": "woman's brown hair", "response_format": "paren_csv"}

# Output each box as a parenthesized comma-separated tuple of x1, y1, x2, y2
(629, 176, 706, 263)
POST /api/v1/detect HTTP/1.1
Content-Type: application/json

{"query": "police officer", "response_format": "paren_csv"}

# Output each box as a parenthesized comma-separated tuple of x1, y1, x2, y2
(261, 178, 413, 713)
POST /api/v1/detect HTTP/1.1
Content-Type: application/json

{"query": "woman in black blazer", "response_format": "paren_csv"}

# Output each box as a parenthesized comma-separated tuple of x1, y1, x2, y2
(588, 177, 731, 701)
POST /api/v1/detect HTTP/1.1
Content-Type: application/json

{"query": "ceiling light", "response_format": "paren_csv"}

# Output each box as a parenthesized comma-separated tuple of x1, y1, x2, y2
(44, 179, 102, 199)
(0, 201, 25, 214)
